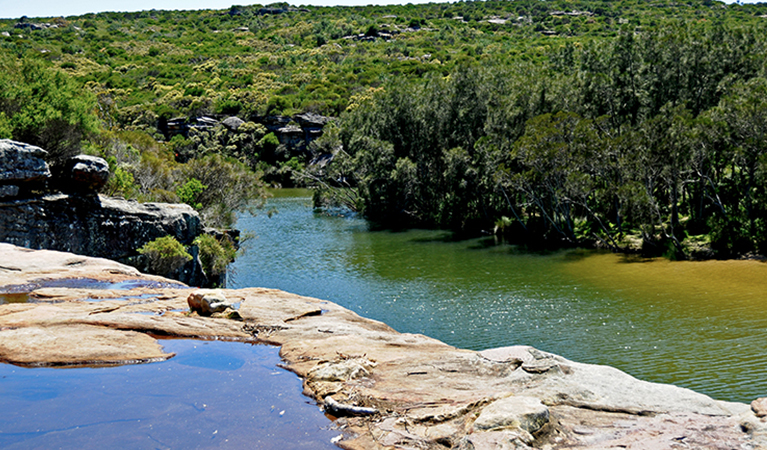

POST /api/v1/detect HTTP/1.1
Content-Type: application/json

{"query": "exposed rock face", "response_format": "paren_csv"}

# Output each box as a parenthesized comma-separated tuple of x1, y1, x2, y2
(1, 243, 766, 450)
(0, 141, 223, 287)
(0, 194, 200, 261)
(0, 185, 19, 198)
(0, 191, 209, 286)
(0, 139, 51, 196)
(162, 114, 333, 157)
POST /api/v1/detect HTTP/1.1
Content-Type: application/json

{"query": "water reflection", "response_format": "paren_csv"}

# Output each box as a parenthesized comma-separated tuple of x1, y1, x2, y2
(230, 190, 767, 403)
(0, 340, 338, 450)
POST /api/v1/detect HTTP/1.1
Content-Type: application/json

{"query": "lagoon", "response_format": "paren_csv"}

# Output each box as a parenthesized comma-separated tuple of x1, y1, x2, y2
(230, 189, 767, 404)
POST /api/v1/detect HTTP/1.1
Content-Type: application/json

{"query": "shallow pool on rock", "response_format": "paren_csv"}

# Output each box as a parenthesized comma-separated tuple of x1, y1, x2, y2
(0, 340, 339, 450)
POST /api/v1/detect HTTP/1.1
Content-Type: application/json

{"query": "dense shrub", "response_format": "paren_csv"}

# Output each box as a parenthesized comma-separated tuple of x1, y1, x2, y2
(137, 236, 192, 275)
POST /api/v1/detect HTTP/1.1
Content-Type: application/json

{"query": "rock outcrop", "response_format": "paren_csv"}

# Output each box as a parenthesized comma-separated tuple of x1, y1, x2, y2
(0, 139, 50, 197)
(0, 193, 200, 261)
(0, 139, 211, 286)
(1, 243, 765, 450)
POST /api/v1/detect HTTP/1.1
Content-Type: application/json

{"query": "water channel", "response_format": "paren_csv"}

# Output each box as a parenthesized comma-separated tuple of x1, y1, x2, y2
(230, 189, 767, 404)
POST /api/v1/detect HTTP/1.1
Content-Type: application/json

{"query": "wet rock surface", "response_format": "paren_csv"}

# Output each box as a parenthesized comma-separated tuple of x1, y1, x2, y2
(0, 243, 765, 450)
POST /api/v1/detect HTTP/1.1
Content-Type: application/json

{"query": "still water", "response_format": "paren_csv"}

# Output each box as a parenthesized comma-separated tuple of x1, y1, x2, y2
(0, 340, 339, 449)
(230, 189, 767, 404)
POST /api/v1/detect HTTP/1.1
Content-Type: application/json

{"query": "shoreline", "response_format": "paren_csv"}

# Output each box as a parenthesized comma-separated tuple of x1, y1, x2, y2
(1, 243, 765, 449)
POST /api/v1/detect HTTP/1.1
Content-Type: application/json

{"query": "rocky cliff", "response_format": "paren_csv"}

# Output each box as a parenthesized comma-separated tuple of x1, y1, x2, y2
(0, 139, 211, 286)
(0, 243, 765, 450)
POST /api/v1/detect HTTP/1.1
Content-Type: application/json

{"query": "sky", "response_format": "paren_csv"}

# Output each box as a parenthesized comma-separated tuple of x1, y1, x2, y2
(0, 0, 762, 20)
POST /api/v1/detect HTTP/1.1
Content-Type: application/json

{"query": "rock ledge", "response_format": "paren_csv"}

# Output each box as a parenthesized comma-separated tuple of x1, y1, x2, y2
(0, 243, 765, 450)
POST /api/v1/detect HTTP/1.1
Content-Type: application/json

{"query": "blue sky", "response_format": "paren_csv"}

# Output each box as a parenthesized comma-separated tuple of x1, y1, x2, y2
(0, 0, 761, 20)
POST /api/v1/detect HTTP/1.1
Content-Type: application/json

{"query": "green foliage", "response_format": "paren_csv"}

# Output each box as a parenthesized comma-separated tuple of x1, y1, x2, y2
(137, 235, 192, 275)
(0, 56, 98, 165)
(176, 177, 207, 210)
(182, 154, 265, 227)
(0, 112, 12, 139)
(310, 17, 767, 258)
(194, 234, 237, 279)
(104, 162, 138, 198)
(6, 0, 767, 257)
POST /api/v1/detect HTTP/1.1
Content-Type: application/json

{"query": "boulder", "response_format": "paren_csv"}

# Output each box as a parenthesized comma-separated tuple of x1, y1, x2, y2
(60, 155, 110, 192)
(293, 112, 332, 128)
(222, 116, 245, 131)
(0, 139, 51, 186)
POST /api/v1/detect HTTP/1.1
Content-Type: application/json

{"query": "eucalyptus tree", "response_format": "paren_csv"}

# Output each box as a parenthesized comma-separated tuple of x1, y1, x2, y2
(712, 77, 767, 252)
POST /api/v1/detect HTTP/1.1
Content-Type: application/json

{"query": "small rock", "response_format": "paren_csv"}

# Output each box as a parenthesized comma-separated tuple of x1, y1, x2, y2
(473, 396, 550, 434)
(187, 292, 204, 310)
(753, 397, 767, 418)
(201, 292, 231, 315)
(187, 291, 233, 316)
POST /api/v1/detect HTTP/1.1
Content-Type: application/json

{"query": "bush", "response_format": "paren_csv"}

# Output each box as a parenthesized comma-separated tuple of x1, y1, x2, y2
(194, 234, 237, 279)
(176, 177, 207, 210)
(0, 56, 99, 166)
(137, 236, 192, 275)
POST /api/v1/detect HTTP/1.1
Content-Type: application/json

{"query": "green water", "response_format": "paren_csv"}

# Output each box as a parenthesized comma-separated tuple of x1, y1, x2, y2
(230, 189, 767, 404)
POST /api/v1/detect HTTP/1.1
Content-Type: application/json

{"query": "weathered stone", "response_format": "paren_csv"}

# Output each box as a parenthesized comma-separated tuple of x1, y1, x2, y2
(0, 139, 50, 184)
(187, 291, 204, 310)
(201, 291, 231, 315)
(187, 291, 232, 315)
(0, 324, 172, 366)
(308, 358, 377, 382)
(753, 397, 767, 417)
(473, 396, 550, 434)
(61, 154, 110, 192)
(458, 430, 533, 450)
(293, 112, 331, 128)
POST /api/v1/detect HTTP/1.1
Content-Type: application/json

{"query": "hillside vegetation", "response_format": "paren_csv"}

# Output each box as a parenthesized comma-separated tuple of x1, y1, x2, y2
(3, 0, 767, 257)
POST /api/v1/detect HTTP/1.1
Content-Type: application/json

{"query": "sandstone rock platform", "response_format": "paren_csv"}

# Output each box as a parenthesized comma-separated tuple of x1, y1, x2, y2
(0, 243, 765, 449)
